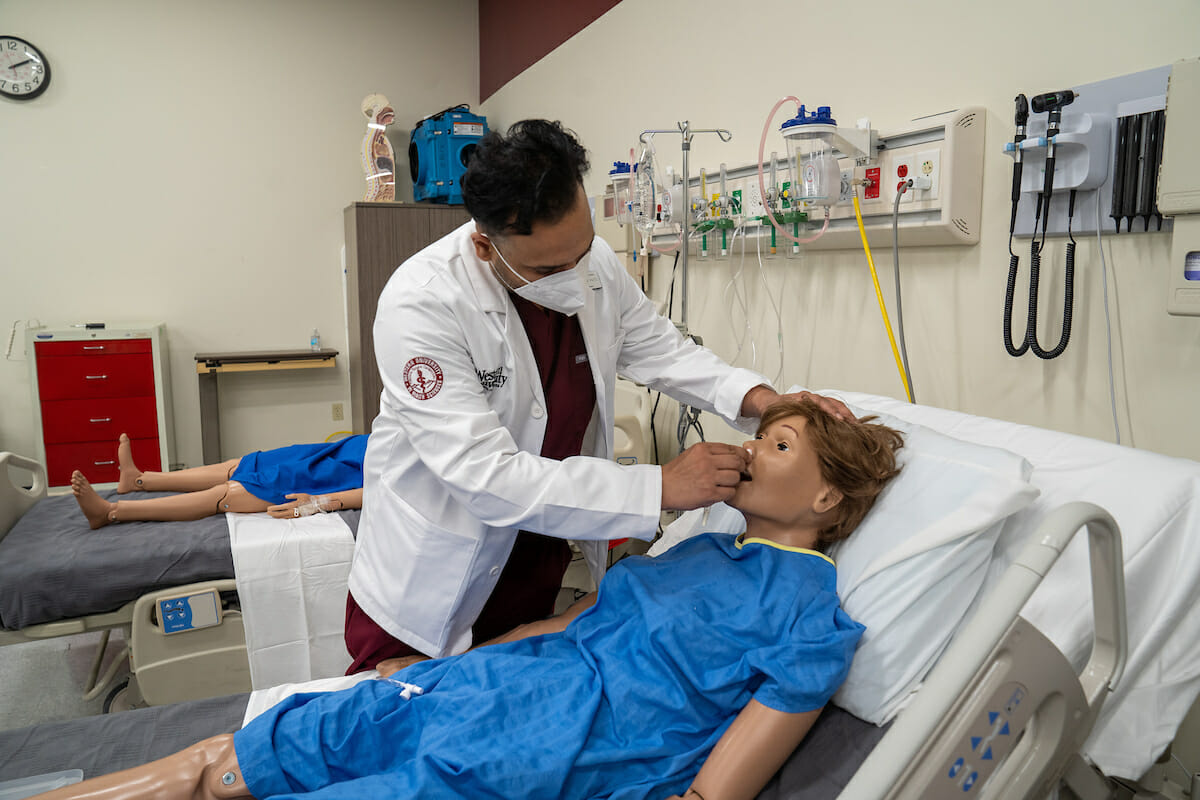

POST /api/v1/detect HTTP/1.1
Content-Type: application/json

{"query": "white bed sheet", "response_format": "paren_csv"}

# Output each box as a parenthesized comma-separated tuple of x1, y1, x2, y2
(833, 391, 1200, 779)
(227, 512, 355, 690)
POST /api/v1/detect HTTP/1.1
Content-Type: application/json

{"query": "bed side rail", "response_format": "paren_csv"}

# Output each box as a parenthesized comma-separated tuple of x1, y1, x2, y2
(0, 452, 47, 543)
(838, 501, 1127, 800)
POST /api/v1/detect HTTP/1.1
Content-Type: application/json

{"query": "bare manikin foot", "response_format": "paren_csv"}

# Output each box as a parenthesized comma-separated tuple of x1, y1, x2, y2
(71, 470, 117, 529)
(116, 433, 144, 494)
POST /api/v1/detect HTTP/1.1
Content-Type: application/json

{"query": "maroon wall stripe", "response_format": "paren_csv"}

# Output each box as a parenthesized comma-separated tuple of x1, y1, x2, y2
(479, 0, 623, 102)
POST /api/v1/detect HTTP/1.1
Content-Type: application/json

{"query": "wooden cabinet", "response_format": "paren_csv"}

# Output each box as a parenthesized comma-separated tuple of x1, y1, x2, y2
(28, 324, 175, 487)
(343, 202, 470, 432)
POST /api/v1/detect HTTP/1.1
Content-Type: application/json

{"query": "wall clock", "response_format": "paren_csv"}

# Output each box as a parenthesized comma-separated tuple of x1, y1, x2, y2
(0, 36, 50, 100)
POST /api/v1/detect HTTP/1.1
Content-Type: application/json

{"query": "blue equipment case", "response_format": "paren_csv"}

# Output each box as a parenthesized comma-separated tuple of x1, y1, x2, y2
(409, 104, 488, 204)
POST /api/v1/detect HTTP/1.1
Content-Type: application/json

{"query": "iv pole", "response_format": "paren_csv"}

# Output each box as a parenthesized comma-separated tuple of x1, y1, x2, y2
(639, 121, 732, 331)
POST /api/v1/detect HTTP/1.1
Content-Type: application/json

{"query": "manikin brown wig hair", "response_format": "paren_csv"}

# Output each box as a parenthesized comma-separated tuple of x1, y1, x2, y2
(757, 399, 903, 550)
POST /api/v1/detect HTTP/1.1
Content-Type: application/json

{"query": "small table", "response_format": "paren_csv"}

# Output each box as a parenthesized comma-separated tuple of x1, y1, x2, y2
(194, 349, 338, 465)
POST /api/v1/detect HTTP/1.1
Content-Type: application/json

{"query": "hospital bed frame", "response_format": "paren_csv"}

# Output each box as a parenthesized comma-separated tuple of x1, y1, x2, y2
(0, 451, 252, 707)
(841, 501, 1128, 799)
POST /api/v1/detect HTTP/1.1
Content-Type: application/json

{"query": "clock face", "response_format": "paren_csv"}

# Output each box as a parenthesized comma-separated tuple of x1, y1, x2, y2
(0, 36, 50, 100)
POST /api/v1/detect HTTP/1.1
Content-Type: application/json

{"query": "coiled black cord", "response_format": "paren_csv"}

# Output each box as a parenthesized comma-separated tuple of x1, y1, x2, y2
(1002, 234, 1029, 356)
(1027, 190, 1076, 359)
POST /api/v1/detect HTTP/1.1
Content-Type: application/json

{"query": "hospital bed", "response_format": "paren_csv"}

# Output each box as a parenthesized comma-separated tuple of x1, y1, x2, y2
(3, 392, 1199, 798)
(0, 451, 361, 708)
(0, 502, 1126, 799)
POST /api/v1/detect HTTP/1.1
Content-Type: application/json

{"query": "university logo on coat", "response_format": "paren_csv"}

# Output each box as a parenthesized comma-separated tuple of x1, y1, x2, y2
(404, 357, 444, 400)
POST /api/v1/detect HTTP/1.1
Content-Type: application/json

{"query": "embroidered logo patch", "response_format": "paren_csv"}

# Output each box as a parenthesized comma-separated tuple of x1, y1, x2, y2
(476, 366, 507, 391)
(403, 357, 444, 400)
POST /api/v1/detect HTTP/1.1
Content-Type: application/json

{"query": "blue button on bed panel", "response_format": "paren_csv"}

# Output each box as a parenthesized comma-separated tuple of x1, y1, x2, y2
(157, 589, 221, 635)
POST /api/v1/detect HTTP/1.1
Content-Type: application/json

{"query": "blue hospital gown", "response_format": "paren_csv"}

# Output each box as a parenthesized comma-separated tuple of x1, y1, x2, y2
(229, 435, 368, 505)
(234, 532, 865, 799)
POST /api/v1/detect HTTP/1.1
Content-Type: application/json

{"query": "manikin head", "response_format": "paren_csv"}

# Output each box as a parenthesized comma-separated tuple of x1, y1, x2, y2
(463, 120, 595, 297)
(730, 399, 903, 552)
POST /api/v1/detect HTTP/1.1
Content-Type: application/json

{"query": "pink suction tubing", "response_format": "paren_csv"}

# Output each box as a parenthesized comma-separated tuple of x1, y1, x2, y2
(757, 96, 830, 245)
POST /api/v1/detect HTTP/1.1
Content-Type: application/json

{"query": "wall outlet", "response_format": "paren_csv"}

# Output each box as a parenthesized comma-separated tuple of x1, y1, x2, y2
(916, 148, 941, 200)
(331, 402, 344, 421)
(894, 157, 915, 205)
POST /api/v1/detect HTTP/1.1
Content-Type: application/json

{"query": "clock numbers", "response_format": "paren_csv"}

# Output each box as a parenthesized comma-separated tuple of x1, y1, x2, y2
(0, 35, 50, 100)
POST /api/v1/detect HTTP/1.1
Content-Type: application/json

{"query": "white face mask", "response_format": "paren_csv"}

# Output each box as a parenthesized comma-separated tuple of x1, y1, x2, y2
(489, 241, 587, 316)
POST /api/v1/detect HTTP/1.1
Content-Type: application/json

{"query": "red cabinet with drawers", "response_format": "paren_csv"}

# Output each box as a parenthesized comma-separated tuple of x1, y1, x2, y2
(28, 325, 176, 488)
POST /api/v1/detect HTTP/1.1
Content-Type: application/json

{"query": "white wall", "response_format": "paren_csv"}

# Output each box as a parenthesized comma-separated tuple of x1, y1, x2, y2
(0, 0, 477, 467)
(481, 0, 1200, 461)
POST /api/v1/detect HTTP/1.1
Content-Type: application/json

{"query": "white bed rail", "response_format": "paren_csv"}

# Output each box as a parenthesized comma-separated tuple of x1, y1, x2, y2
(0, 452, 46, 543)
(839, 501, 1127, 800)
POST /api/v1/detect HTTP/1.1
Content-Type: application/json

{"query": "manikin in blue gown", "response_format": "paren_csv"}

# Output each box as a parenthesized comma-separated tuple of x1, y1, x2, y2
(40, 399, 903, 800)
(70, 434, 368, 528)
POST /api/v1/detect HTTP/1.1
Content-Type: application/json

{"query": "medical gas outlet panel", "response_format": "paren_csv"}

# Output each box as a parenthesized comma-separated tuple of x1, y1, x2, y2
(635, 106, 986, 252)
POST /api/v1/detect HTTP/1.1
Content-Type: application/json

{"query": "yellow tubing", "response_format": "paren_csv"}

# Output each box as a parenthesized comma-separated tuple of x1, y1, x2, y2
(852, 194, 913, 403)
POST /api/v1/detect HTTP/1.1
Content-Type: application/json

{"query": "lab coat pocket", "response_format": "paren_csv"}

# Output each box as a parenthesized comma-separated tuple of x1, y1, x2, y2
(386, 491, 478, 651)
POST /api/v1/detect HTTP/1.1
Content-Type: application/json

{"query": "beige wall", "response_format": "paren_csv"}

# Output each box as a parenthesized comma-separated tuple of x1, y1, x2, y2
(481, 0, 1200, 461)
(0, 0, 477, 467)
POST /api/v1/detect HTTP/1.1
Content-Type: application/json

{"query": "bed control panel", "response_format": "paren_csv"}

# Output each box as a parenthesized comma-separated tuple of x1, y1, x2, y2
(943, 680, 1031, 794)
(156, 588, 222, 635)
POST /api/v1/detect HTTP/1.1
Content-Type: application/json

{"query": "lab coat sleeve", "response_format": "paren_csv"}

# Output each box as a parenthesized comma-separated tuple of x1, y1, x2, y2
(373, 283, 661, 542)
(608, 260, 771, 434)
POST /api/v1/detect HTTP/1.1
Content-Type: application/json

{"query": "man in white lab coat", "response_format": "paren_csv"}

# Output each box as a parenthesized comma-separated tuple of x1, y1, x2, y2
(346, 119, 846, 672)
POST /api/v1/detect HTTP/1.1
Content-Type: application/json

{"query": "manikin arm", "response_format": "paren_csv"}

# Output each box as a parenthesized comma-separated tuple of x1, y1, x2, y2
(480, 591, 597, 647)
(267, 488, 364, 518)
(670, 700, 823, 800)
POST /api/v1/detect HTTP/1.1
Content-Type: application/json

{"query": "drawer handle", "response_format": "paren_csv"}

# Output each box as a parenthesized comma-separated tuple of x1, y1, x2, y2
(89, 418, 113, 423)
(84, 375, 109, 380)
(83, 345, 106, 350)
(93, 460, 116, 466)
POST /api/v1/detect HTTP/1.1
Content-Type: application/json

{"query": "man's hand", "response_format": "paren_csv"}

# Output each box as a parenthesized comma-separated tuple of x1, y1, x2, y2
(740, 385, 855, 423)
(661, 442, 750, 511)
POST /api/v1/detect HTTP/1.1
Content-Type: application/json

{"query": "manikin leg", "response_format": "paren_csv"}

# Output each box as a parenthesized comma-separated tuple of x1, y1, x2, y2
(31, 734, 254, 800)
(116, 433, 240, 494)
(72, 474, 270, 529)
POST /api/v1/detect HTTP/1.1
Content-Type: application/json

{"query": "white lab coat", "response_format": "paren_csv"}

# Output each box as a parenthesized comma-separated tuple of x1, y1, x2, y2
(349, 221, 769, 657)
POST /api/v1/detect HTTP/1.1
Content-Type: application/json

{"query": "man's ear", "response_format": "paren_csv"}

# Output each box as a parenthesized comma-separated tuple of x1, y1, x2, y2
(470, 230, 493, 262)
(813, 485, 843, 515)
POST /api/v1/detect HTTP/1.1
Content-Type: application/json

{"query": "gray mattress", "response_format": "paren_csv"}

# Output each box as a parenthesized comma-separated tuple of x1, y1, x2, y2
(0, 490, 360, 631)
(0, 693, 887, 797)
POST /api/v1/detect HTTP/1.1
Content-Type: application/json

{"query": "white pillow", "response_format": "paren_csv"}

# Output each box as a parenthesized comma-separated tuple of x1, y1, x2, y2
(650, 402, 1039, 725)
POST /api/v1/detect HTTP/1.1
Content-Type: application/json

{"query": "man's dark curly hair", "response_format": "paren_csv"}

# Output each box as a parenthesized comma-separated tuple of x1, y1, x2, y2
(461, 119, 590, 237)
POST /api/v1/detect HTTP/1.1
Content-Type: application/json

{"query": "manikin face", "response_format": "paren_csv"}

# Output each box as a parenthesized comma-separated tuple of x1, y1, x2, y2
(470, 185, 595, 289)
(729, 415, 841, 533)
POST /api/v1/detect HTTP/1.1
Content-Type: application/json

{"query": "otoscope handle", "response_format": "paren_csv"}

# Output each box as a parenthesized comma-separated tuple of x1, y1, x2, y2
(1011, 163, 1024, 205)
